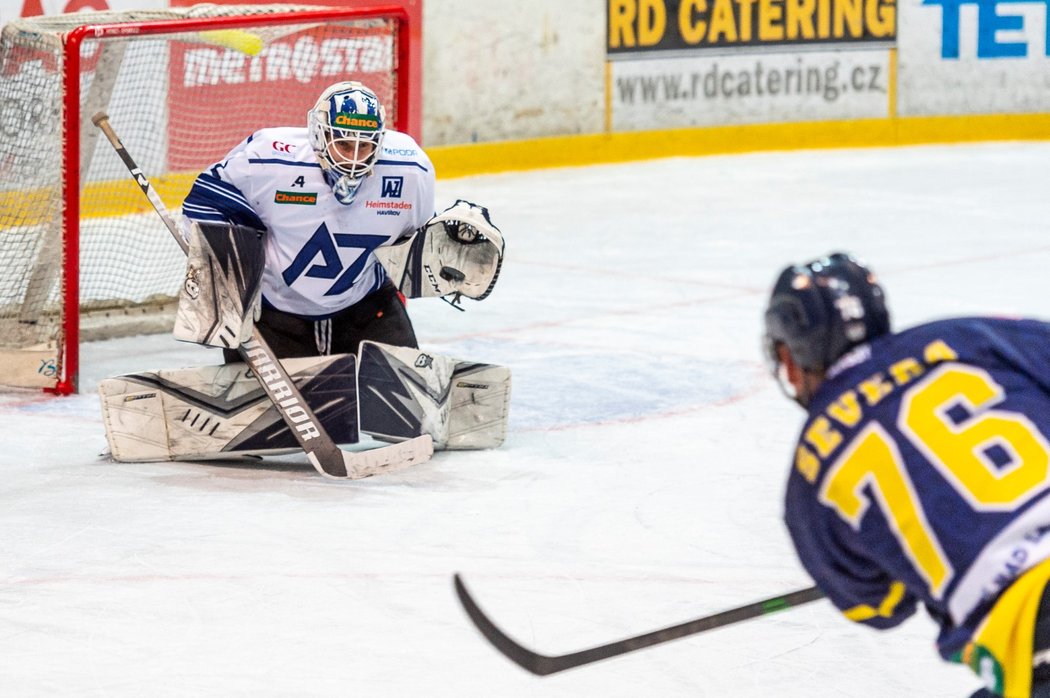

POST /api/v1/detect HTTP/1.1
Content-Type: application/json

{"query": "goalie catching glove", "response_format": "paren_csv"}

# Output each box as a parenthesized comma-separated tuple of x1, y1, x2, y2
(378, 199, 505, 301)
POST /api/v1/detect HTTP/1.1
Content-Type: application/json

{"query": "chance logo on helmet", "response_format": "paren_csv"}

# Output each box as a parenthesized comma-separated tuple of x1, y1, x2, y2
(332, 92, 382, 132)
(308, 81, 387, 205)
(333, 113, 381, 130)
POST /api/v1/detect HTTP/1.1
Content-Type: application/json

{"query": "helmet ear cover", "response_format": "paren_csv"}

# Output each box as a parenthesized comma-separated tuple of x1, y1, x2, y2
(763, 252, 891, 377)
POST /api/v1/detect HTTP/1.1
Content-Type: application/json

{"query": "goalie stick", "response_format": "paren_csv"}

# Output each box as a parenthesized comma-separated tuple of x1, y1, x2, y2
(453, 573, 824, 676)
(92, 111, 433, 480)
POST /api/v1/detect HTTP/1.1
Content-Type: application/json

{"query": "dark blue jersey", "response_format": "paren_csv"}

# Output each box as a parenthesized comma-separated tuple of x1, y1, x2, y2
(784, 317, 1050, 658)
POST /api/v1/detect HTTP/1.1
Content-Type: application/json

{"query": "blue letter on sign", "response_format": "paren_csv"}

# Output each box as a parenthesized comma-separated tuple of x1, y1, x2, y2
(923, 0, 1047, 58)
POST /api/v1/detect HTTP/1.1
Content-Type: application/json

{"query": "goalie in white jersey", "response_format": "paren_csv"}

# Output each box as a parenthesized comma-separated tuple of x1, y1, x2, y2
(179, 81, 502, 361)
(99, 82, 509, 465)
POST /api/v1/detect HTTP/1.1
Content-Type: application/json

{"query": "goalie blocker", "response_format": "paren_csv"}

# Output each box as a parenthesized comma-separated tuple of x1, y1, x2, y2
(172, 219, 266, 350)
(100, 342, 510, 462)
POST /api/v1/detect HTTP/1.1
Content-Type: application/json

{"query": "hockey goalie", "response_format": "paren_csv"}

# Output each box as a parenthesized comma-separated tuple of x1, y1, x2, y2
(98, 199, 511, 464)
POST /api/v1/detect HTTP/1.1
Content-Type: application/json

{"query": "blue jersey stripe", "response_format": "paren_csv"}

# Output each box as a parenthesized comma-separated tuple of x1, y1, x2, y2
(247, 158, 322, 169)
(375, 159, 429, 172)
(192, 172, 253, 207)
(183, 175, 265, 230)
(194, 179, 253, 211)
(179, 202, 227, 222)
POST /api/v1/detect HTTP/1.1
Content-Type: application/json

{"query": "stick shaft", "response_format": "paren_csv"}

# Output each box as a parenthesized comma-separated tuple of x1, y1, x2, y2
(92, 112, 187, 254)
(454, 573, 825, 675)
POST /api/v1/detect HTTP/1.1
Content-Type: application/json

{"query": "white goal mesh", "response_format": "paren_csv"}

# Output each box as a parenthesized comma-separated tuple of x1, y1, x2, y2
(0, 3, 413, 393)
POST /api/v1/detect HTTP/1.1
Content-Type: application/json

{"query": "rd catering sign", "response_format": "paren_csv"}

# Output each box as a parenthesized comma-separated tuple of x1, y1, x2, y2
(606, 0, 897, 130)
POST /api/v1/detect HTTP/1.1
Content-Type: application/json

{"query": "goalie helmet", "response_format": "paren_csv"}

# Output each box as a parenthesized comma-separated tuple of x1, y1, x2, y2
(307, 81, 386, 205)
(763, 252, 890, 380)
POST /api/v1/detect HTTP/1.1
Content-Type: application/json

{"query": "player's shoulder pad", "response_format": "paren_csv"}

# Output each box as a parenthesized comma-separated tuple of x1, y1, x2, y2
(379, 130, 432, 170)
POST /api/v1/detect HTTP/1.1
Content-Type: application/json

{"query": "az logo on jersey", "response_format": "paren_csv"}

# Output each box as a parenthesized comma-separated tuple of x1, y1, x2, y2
(283, 223, 388, 296)
(381, 176, 404, 198)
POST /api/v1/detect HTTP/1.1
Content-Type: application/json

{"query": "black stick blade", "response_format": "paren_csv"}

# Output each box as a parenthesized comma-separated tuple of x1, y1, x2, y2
(453, 573, 564, 675)
(453, 573, 825, 677)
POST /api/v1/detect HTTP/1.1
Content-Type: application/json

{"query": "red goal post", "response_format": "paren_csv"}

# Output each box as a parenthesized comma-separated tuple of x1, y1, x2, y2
(0, 2, 422, 395)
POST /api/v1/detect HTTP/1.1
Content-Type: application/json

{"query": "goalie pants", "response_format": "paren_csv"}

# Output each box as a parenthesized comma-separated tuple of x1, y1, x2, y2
(222, 280, 418, 363)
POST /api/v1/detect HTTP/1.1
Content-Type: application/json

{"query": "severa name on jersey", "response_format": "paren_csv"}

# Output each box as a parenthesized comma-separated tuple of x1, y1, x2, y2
(794, 338, 960, 483)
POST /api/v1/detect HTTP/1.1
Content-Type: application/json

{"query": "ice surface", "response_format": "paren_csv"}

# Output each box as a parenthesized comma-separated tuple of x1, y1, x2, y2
(3, 141, 1048, 696)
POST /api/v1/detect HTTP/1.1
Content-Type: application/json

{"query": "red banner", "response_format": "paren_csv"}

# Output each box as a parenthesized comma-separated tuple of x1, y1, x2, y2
(167, 23, 396, 171)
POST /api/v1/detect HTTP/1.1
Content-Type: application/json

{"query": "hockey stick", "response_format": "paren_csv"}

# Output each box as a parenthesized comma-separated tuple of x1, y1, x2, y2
(453, 573, 824, 676)
(92, 111, 433, 480)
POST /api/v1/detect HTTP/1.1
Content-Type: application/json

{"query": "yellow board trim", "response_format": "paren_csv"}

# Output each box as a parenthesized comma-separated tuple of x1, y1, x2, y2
(428, 113, 1050, 179)
(4, 113, 1049, 223)
(0, 171, 198, 225)
(82, 172, 199, 218)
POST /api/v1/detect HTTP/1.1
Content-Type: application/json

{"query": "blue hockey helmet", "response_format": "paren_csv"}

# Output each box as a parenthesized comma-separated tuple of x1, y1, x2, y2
(763, 252, 890, 378)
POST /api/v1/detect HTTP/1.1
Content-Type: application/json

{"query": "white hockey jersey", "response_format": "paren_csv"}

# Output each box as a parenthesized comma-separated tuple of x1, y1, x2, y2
(182, 127, 435, 318)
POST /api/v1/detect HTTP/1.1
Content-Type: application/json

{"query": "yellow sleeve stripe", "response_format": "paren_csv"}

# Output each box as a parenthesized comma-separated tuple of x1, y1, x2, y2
(843, 580, 908, 621)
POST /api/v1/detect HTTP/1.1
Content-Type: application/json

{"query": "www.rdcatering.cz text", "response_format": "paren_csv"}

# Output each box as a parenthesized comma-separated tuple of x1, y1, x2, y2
(617, 59, 886, 104)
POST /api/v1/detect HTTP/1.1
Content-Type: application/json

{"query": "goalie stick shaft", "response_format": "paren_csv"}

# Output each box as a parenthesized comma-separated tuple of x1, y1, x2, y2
(92, 113, 189, 254)
(453, 573, 824, 676)
(92, 111, 433, 479)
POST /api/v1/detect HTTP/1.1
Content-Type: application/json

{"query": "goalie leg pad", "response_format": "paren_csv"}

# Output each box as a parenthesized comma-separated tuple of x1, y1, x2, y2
(99, 354, 358, 462)
(446, 362, 512, 450)
(173, 220, 266, 349)
(357, 341, 511, 450)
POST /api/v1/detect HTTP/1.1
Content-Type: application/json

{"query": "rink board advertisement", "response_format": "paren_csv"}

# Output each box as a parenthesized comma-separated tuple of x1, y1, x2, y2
(607, 0, 1049, 130)
(0, 0, 1046, 151)
(0, 0, 399, 173)
(607, 0, 897, 130)
(607, 0, 897, 53)
(896, 0, 1050, 116)
(167, 24, 395, 170)
(612, 49, 891, 129)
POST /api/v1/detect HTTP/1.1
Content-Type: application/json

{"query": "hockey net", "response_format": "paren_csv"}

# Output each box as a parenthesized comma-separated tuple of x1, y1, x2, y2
(0, 2, 420, 394)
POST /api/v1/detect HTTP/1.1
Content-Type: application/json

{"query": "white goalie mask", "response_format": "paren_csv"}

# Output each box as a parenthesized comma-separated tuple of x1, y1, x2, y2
(307, 81, 386, 205)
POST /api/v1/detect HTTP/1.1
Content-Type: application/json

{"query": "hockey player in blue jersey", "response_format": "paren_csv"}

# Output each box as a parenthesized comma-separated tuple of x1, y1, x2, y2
(178, 81, 503, 361)
(764, 252, 1050, 697)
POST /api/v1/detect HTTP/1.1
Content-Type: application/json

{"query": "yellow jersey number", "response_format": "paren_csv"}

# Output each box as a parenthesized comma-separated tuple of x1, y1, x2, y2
(819, 365, 1050, 599)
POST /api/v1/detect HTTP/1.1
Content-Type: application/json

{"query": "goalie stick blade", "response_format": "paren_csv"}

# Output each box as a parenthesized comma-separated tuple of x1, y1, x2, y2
(453, 574, 826, 676)
(309, 434, 434, 480)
